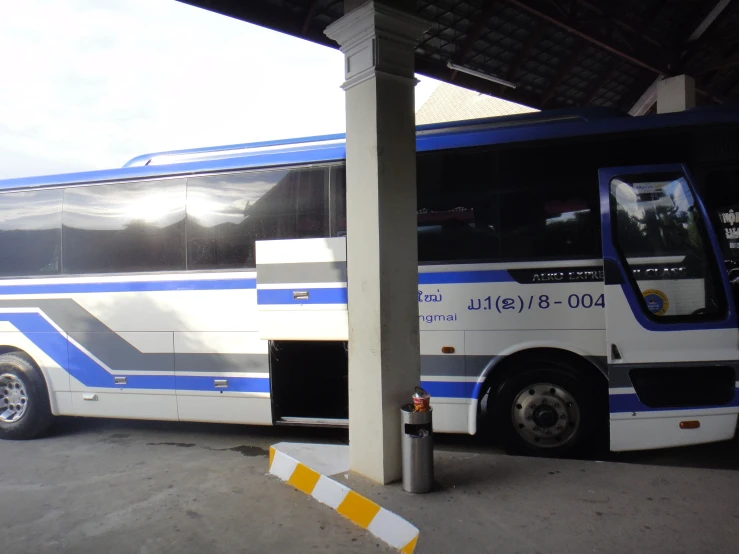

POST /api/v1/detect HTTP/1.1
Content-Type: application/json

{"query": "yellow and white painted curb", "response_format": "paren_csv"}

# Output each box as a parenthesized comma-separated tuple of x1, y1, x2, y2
(269, 443, 419, 553)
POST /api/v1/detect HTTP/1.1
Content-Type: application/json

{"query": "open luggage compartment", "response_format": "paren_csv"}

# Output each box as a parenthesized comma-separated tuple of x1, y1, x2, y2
(270, 340, 349, 426)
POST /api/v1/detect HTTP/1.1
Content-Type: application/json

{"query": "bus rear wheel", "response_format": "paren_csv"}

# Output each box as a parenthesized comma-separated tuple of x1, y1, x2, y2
(492, 360, 597, 458)
(0, 352, 53, 440)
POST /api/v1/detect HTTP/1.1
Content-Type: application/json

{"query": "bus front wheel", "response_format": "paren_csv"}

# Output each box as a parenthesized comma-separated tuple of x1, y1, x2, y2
(492, 361, 597, 458)
(0, 352, 53, 440)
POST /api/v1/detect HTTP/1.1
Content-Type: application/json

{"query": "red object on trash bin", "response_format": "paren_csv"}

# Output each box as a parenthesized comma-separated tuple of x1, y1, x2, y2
(412, 385, 430, 412)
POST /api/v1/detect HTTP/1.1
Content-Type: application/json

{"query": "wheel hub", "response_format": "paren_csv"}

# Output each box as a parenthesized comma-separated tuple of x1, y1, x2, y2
(0, 374, 28, 423)
(511, 382, 580, 449)
(532, 404, 558, 428)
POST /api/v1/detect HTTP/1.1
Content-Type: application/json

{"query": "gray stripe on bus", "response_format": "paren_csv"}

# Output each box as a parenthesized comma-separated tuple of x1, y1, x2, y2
(0, 299, 267, 374)
(175, 353, 269, 373)
(257, 261, 346, 285)
(420, 355, 466, 377)
(608, 366, 632, 388)
(69, 331, 173, 372)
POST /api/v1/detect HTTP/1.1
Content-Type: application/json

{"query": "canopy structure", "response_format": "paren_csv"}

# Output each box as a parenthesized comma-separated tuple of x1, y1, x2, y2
(181, 0, 739, 113)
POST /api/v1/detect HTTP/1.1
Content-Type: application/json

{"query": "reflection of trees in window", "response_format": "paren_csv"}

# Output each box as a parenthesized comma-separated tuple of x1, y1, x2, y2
(187, 167, 327, 270)
(615, 204, 647, 257)
(62, 180, 186, 274)
(613, 181, 703, 259)
(0, 189, 62, 277)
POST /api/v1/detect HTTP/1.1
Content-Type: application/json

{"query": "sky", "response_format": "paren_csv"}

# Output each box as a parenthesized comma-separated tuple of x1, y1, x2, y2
(0, 0, 440, 180)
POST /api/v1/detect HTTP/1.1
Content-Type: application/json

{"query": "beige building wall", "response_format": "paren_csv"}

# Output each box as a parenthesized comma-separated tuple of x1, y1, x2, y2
(416, 81, 536, 124)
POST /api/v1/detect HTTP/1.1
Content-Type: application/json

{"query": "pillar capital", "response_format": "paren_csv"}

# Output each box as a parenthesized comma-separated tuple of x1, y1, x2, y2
(325, 1, 429, 90)
(657, 74, 696, 114)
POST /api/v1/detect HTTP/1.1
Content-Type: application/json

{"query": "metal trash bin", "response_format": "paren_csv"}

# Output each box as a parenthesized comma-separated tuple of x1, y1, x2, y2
(401, 404, 434, 493)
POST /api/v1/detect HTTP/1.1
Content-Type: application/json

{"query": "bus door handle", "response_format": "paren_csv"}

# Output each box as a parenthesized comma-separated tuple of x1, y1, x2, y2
(293, 291, 309, 300)
(114, 376, 127, 386)
(611, 344, 622, 361)
(214, 379, 229, 388)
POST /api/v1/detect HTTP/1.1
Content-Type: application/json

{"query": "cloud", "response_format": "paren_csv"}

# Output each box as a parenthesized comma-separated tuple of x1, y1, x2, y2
(0, 0, 439, 180)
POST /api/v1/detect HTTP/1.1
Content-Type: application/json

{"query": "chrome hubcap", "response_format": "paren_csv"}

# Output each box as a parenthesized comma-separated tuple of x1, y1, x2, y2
(0, 374, 28, 423)
(511, 382, 579, 448)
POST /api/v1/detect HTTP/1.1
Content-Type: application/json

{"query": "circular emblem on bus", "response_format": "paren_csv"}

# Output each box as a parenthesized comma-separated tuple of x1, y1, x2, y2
(642, 289, 669, 316)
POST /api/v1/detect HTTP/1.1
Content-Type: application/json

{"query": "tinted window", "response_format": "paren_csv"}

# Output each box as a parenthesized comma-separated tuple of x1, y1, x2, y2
(417, 147, 600, 263)
(62, 180, 186, 274)
(704, 168, 739, 270)
(497, 144, 601, 261)
(0, 189, 62, 277)
(329, 166, 347, 237)
(610, 173, 724, 318)
(186, 167, 327, 269)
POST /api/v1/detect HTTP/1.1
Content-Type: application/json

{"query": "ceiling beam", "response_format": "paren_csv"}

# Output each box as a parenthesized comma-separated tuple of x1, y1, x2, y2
(684, 12, 739, 56)
(574, 0, 663, 49)
(687, 0, 732, 43)
(301, 0, 322, 36)
(502, 0, 670, 75)
(679, 0, 734, 69)
(628, 75, 663, 116)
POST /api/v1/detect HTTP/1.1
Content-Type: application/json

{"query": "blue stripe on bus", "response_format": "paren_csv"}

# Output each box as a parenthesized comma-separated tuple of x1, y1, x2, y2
(0, 278, 257, 295)
(257, 287, 348, 305)
(609, 392, 739, 413)
(1, 312, 268, 394)
(419, 270, 513, 284)
(175, 375, 270, 393)
(420, 380, 476, 399)
(0, 270, 513, 298)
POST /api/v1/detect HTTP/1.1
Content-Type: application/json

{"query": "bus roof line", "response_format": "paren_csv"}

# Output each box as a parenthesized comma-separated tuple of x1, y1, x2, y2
(122, 107, 624, 168)
(2, 105, 739, 192)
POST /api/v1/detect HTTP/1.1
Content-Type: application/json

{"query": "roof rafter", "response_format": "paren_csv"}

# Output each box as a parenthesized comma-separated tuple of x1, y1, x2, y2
(501, 0, 670, 75)
(301, 0, 322, 36)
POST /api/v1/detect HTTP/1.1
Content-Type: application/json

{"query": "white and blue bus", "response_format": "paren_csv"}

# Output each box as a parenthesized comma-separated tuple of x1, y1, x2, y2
(1, 106, 739, 457)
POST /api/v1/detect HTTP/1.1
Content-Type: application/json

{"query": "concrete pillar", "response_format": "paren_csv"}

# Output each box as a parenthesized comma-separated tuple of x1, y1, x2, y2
(657, 74, 696, 114)
(325, 2, 428, 484)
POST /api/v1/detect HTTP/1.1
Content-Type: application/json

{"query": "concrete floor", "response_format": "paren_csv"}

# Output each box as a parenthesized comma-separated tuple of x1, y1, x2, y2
(0, 417, 736, 554)
(0, 418, 390, 554)
(348, 446, 739, 554)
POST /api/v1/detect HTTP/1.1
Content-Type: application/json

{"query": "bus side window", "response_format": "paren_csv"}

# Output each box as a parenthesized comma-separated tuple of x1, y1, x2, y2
(186, 166, 329, 270)
(0, 189, 62, 277)
(62, 180, 186, 275)
(416, 146, 600, 264)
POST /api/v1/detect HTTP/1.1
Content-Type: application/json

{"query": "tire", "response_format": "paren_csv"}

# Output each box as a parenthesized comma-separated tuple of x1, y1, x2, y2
(0, 352, 53, 440)
(491, 358, 599, 458)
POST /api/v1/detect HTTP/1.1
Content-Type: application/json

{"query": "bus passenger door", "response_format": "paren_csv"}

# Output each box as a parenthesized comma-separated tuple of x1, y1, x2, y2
(599, 164, 739, 451)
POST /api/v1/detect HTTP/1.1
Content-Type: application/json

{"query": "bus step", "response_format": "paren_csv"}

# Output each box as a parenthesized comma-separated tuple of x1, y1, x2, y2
(276, 416, 349, 428)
